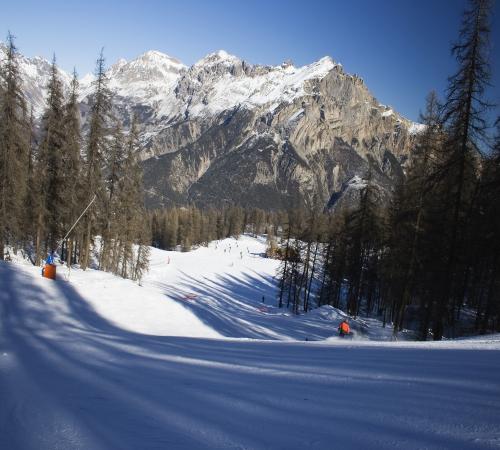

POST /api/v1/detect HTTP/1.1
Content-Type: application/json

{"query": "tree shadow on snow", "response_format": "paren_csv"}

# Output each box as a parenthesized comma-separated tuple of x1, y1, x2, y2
(160, 270, 339, 340)
(0, 262, 498, 450)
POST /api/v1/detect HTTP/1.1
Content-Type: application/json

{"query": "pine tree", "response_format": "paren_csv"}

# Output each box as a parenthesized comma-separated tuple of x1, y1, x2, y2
(470, 121, 500, 333)
(342, 171, 383, 317)
(432, 0, 493, 339)
(61, 69, 82, 266)
(23, 106, 38, 254)
(81, 50, 112, 269)
(277, 218, 292, 308)
(0, 33, 30, 259)
(35, 55, 67, 257)
(100, 121, 125, 270)
(116, 118, 149, 278)
(386, 92, 443, 337)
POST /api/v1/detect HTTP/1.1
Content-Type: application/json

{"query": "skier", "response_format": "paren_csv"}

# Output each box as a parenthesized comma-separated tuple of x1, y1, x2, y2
(338, 319, 350, 338)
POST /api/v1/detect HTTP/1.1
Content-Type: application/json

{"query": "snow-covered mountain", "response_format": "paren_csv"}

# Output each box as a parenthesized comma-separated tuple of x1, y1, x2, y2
(80, 50, 186, 108)
(0, 41, 72, 116)
(0, 43, 423, 209)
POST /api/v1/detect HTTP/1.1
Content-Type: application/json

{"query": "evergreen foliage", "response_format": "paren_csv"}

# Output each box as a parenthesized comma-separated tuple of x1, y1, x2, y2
(0, 44, 149, 281)
(0, 33, 30, 260)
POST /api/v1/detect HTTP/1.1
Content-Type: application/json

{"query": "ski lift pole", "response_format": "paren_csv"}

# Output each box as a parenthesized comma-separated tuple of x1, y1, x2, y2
(54, 194, 97, 255)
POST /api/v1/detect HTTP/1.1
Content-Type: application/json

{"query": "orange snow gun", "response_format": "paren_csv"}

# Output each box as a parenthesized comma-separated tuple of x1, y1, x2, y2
(42, 263, 56, 280)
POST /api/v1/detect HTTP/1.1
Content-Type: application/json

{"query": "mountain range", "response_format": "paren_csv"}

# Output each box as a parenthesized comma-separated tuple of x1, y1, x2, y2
(0, 43, 424, 210)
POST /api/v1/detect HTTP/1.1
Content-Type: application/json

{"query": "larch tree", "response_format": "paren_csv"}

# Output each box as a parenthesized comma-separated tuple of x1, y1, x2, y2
(35, 56, 67, 259)
(118, 118, 149, 280)
(0, 33, 30, 260)
(81, 50, 112, 270)
(100, 121, 125, 271)
(432, 0, 493, 339)
(61, 69, 82, 266)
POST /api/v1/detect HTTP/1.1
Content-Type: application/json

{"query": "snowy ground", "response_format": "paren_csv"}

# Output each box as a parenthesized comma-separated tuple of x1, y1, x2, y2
(1, 236, 499, 449)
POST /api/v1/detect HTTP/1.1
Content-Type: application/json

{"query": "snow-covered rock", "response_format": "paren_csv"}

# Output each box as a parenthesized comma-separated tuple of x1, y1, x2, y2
(0, 43, 422, 209)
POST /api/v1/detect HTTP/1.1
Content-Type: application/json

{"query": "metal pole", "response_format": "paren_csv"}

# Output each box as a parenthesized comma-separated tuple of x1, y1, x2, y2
(54, 194, 97, 254)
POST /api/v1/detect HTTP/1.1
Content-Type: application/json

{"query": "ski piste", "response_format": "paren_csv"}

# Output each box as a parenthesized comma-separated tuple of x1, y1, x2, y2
(1, 235, 499, 449)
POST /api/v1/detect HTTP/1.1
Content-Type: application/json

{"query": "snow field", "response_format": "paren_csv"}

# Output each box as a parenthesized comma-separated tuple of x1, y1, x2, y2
(1, 235, 499, 449)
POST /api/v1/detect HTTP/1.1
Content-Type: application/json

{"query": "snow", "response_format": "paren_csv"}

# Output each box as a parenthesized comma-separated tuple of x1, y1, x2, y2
(76, 47, 337, 122)
(187, 55, 336, 119)
(79, 49, 188, 107)
(346, 175, 368, 190)
(409, 121, 427, 134)
(1, 235, 499, 449)
(1, 42, 424, 147)
(1, 41, 426, 151)
(287, 108, 305, 123)
(78, 72, 95, 89)
(193, 49, 241, 67)
(0, 44, 72, 116)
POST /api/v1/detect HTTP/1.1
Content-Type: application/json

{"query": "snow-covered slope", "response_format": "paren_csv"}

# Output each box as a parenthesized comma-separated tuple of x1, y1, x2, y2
(4, 235, 385, 341)
(1, 237, 500, 449)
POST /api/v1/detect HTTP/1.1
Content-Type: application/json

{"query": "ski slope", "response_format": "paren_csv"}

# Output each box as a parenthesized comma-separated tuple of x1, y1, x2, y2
(1, 236, 500, 449)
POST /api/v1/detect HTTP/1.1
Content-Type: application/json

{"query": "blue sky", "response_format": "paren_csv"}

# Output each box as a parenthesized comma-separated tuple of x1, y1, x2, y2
(1, 0, 499, 122)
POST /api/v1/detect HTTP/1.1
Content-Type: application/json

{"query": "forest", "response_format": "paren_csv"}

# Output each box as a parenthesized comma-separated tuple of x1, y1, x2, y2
(270, 0, 500, 339)
(0, 46, 150, 281)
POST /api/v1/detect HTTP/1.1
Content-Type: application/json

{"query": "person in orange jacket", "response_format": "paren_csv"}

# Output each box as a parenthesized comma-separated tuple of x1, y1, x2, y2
(338, 319, 350, 337)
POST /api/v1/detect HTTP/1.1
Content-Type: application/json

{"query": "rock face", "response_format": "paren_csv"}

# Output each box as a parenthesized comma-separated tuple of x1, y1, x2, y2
(1, 44, 421, 210)
(135, 52, 417, 210)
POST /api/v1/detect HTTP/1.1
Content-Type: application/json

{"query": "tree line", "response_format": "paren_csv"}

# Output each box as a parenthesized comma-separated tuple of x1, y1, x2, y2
(275, 0, 499, 339)
(150, 206, 284, 251)
(0, 38, 149, 282)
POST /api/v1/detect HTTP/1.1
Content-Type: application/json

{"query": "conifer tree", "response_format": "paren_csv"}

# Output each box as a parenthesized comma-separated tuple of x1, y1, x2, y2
(117, 118, 149, 278)
(81, 50, 112, 269)
(23, 106, 38, 253)
(432, 0, 493, 339)
(469, 121, 500, 333)
(35, 56, 66, 257)
(100, 121, 125, 270)
(386, 92, 443, 337)
(0, 33, 30, 259)
(61, 69, 82, 266)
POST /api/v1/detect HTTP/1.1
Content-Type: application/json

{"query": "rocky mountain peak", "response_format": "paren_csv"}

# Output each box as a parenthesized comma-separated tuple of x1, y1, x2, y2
(0, 42, 425, 210)
(194, 50, 241, 67)
(133, 50, 186, 73)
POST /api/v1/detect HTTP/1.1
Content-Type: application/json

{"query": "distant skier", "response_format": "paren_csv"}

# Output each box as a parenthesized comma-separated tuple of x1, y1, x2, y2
(338, 319, 350, 338)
